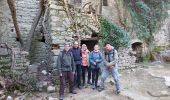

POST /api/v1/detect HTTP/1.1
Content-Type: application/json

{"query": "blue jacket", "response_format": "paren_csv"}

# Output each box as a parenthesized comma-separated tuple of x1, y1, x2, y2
(90, 51, 102, 69)
(70, 47, 82, 65)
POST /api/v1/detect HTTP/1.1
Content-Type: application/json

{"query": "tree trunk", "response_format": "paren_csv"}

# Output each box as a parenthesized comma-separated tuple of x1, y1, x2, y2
(7, 0, 24, 47)
(99, 0, 103, 15)
(25, 0, 45, 51)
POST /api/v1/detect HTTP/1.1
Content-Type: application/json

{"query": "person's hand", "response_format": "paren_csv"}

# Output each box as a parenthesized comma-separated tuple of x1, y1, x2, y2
(94, 62, 96, 65)
(72, 72, 75, 75)
(60, 73, 63, 77)
(95, 59, 99, 62)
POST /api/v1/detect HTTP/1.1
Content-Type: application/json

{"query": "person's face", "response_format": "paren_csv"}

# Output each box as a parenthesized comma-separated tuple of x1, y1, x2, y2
(94, 45, 99, 51)
(82, 45, 87, 50)
(73, 42, 79, 48)
(64, 44, 70, 51)
(106, 44, 111, 51)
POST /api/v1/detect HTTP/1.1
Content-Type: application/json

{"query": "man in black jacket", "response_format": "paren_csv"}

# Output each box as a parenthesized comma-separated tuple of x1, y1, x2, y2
(57, 43, 77, 100)
(70, 41, 82, 89)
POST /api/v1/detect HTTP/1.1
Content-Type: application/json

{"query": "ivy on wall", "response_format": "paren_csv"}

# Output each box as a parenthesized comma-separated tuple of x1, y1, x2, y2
(99, 17, 130, 49)
(123, 0, 169, 45)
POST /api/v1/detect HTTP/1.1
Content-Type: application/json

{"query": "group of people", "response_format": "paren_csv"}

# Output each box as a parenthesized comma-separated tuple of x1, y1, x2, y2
(57, 41, 121, 100)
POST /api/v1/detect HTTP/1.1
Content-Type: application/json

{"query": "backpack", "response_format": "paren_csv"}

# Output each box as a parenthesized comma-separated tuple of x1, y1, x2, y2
(104, 49, 115, 62)
(91, 51, 102, 59)
(61, 51, 74, 63)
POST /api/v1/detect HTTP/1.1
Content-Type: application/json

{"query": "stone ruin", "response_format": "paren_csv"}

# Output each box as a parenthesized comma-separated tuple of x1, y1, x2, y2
(0, 0, 170, 95)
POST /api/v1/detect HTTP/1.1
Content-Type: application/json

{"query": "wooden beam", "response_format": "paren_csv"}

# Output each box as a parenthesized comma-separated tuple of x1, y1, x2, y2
(25, 0, 45, 51)
(7, 0, 24, 47)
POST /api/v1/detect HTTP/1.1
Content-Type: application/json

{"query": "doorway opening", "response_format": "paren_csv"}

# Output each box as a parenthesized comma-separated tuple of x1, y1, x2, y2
(81, 38, 98, 51)
(132, 42, 143, 62)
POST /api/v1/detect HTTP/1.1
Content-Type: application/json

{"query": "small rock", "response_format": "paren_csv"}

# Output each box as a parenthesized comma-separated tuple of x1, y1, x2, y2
(161, 91, 169, 95)
(6, 96, 13, 100)
(163, 76, 170, 87)
(47, 86, 56, 93)
(48, 97, 58, 100)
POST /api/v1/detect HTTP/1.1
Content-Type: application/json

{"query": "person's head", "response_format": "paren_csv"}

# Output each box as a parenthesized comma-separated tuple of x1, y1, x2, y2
(64, 43, 71, 52)
(105, 42, 112, 51)
(82, 44, 87, 51)
(94, 44, 99, 51)
(73, 41, 79, 48)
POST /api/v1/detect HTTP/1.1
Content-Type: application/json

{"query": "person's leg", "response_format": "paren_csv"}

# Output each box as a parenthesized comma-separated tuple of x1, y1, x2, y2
(91, 68, 95, 85)
(98, 68, 109, 91)
(95, 68, 100, 87)
(87, 66, 91, 84)
(68, 71, 77, 94)
(59, 72, 67, 99)
(76, 64, 82, 88)
(81, 66, 85, 86)
(112, 68, 120, 94)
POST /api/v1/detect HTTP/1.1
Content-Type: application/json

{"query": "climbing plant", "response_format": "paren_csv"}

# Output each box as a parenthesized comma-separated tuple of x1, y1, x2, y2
(123, 0, 169, 45)
(99, 17, 130, 49)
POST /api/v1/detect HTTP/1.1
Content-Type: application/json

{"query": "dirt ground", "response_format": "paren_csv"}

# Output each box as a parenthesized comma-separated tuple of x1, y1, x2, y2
(15, 63, 170, 100)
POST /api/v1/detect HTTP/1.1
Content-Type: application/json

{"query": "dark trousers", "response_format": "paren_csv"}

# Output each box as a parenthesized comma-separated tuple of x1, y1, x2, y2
(75, 64, 82, 87)
(91, 68, 100, 86)
(59, 71, 74, 96)
(82, 66, 91, 84)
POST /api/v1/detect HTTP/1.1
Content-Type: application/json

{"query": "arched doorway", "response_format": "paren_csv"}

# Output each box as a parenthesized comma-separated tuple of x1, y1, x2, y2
(81, 32, 98, 51)
(132, 42, 143, 62)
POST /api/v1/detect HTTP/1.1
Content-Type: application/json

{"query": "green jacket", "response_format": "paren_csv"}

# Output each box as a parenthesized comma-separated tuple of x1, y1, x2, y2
(57, 50, 76, 74)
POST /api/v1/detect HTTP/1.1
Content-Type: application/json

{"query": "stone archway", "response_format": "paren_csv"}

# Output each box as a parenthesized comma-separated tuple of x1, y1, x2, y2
(131, 39, 143, 62)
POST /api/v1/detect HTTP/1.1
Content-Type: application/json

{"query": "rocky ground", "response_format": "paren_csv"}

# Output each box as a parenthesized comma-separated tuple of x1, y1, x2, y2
(10, 63, 170, 100)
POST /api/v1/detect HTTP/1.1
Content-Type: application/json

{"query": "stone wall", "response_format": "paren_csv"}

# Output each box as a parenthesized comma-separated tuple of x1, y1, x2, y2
(0, 0, 19, 47)
(118, 48, 137, 70)
(154, 10, 170, 47)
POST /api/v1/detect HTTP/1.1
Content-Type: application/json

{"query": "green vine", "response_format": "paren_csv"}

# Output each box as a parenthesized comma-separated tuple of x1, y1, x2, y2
(99, 17, 130, 49)
(124, 0, 169, 45)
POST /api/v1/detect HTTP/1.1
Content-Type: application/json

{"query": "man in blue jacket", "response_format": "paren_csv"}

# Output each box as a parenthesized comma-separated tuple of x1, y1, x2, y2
(98, 42, 121, 94)
(70, 41, 82, 89)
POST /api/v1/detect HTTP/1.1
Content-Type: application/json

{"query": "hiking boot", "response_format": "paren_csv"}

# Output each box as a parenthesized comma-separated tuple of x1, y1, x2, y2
(59, 95, 64, 100)
(92, 85, 96, 90)
(78, 86, 83, 89)
(82, 83, 85, 87)
(98, 87, 104, 92)
(70, 90, 77, 94)
(87, 80, 92, 85)
(116, 90, 120, 95)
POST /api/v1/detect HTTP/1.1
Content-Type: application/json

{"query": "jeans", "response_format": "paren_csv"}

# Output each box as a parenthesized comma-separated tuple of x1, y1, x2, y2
(74, 64, 82, 87)
(100, 67, 120, 91)
(59, 71, 74, 96)
(91, 68, 100, 86)
(82, 66, 91, 84)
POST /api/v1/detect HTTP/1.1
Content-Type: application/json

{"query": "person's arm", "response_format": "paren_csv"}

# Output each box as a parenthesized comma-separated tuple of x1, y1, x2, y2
(57, 52, 62, 76)
(90, 52, 96, 65)
(96, 52, 103, 63)
(102, 50, 109, 66)
(108, 50, 118, 67)
(71, 53, 76, 73)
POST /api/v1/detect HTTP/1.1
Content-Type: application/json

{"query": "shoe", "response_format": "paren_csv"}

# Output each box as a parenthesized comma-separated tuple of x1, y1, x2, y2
(92, 85, 96, 90)
(98, 87, 104, 92)
(70, 90, 77, 94)
(78, 86, 83, 89)
(59, 95, 64, 100)
(116, 90, 120, 94)
(82, 83, 85, 87)
(87, 81, 92, 85)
